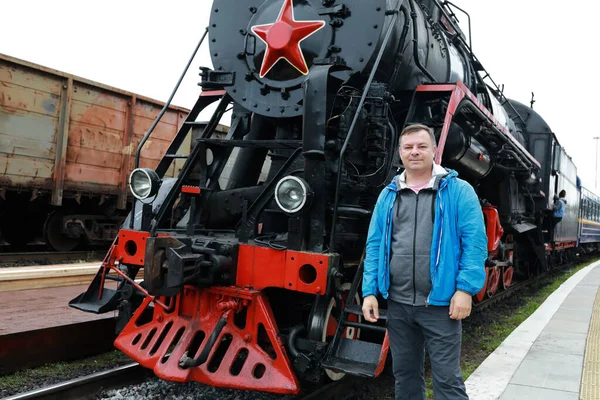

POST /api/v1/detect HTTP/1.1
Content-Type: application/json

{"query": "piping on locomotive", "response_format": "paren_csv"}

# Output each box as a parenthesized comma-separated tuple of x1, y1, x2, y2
(70, 0, 577, 394)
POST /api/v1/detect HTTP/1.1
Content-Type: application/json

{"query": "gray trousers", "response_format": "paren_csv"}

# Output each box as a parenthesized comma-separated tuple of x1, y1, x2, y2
(387, 300, 468, 400)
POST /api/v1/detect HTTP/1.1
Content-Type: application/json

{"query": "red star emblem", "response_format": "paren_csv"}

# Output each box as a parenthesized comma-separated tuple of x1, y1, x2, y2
(251, 0, 326, 78)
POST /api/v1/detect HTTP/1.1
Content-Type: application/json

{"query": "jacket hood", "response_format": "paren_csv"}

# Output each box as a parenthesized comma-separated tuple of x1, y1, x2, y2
(385, 165, 458, 192)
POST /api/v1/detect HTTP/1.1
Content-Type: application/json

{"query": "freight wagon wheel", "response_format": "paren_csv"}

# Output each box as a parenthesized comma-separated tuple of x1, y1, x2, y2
(501, 266, 514, 290)
(307, 282, 361, 381)
(44, 211, 81, 251)
(473, 267, 489, 303)
(486, 266, 500, 298)
(0, 212, 36, 248)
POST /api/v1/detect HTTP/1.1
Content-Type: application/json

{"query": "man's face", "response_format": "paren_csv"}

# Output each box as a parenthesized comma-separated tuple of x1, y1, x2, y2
(399, 130, 436, 174)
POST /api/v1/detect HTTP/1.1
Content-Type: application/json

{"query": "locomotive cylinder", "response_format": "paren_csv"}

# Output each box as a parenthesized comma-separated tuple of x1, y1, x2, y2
(442, 123, 493, 180)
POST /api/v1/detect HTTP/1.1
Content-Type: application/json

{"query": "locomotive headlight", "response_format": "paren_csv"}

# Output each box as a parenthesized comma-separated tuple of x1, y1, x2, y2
(275, 176, 311, 214)
(129, 168, 161, 200)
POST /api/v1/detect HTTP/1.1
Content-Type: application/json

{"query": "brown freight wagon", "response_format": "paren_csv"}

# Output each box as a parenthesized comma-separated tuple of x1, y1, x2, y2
(0, 53, 191, 250)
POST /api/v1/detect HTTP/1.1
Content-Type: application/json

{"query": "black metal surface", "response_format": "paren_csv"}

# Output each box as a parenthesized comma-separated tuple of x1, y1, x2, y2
(143, 236, 184, 296)
(329, 0, 403, 251)
(208, 0, 386, 118)
(197, 139, 302, 149)
(301, 64, 334, 252)
(68, 269, 119, 314)
(344, 304, 387, 320)
(151, 94, 232, 235)
(226, 114, 273, 190)
(130, 89, 226, 231)
(237, 147, 303, 242)
(3, 363, 148, 400)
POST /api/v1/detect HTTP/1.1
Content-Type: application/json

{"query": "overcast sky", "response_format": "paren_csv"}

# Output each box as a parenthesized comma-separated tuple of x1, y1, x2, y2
(2, 1, 599, 190)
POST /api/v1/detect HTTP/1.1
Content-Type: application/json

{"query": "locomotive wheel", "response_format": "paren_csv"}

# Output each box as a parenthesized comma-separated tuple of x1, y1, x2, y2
(473, 267, 489, 303)
(502, 266, 514, 290)
(44, 211, 81, 251)
(486, 266, 500, 298)
(307, 282, 361, 381)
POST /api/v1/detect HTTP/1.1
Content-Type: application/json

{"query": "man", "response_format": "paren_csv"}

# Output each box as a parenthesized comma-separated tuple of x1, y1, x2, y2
(361, 124, 487, 399)
(553, 190, 567, 226)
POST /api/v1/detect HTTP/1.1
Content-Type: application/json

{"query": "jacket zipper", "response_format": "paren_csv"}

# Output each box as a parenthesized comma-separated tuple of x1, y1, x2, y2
(384, 190, 395, 293)
(413, 193, 419, 305)
(427, 186, 445, 307)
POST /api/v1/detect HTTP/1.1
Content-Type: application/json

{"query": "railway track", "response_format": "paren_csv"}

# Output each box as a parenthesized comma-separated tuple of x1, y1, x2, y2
(0, 251, 103, 265)
(301, 378, 360, 400)
(4, 361, 358, 400)
(3, 363, 149, 400)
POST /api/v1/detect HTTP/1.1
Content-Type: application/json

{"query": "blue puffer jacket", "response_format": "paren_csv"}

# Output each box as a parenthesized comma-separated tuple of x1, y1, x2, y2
(362, 169, 487, 306)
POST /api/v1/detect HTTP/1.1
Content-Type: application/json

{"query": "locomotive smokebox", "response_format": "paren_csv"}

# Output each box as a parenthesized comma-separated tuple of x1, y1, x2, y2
(208, 0, 472, 118)
(207, 0, 388, 118)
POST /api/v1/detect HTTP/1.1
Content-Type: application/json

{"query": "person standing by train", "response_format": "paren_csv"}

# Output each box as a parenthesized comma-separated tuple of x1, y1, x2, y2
(553, 190, 567, 226)
(361, 124, 487, 399)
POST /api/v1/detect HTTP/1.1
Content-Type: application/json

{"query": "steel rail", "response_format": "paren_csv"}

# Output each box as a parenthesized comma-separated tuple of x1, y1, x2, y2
(4, 363, 147, 400)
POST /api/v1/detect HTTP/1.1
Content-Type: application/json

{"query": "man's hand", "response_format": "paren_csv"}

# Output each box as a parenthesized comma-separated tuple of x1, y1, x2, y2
(449, 290, 472, 320)
(362, 295, 379, 322)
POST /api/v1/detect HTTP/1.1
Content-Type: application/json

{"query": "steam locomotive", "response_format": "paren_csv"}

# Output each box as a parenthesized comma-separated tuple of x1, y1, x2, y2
(69, 0, 596, 395)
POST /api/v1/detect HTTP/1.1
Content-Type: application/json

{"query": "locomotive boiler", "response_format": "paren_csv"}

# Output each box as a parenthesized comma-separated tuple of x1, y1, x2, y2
(70, 0, 560, 395)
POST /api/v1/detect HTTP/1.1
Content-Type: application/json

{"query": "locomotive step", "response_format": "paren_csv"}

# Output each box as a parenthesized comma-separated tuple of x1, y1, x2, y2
(343, 320, 387, 334)
(321, 338, 382, 378)
(195, 138, 302, 149)
(164, 153, 189, 159)
(344, 304, 388, 320)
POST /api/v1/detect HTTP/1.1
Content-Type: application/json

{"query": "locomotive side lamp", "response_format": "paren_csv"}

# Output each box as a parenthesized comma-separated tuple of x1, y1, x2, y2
(275, 175, 312, 214)
(129, 168, 161, 200)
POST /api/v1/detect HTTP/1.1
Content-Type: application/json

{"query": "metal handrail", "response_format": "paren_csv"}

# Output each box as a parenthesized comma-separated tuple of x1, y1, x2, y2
(134, 27, 208, 169)
(328, 0, 404, 251)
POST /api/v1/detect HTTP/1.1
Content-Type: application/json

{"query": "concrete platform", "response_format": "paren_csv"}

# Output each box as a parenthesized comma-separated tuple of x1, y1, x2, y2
(466, 259, 600, 400)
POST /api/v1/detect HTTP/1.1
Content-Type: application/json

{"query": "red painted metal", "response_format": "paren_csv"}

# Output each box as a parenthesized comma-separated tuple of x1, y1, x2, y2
(473, 267, 488, 303)
(182, 185, 201, 194)
(417, 82, 541, 169)
(482, 205, 504, 253)
(435, 88, 465, 164)
(502, 266, 514, 290)
(114, 285, 300, 395)
(115, 230, 150, 266)
(374, 332, 390, 378)
(200, 89, 227, 97)
(94, 236, 169, 310)
(486, 266, 500, 298)
(552, 241, 577, 250)
(415, 84, 458, 92)
(251, 0, 325, 77)
(236, 244, 329, 295)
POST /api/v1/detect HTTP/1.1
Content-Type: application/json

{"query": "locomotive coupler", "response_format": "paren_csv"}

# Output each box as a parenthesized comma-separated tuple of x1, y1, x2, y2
(168, 244, 235, 288)
(144, 236, 236, 296)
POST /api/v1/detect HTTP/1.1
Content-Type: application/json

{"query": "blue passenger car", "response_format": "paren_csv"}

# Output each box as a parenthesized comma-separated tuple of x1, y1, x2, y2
(579, 186, 600, 252)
